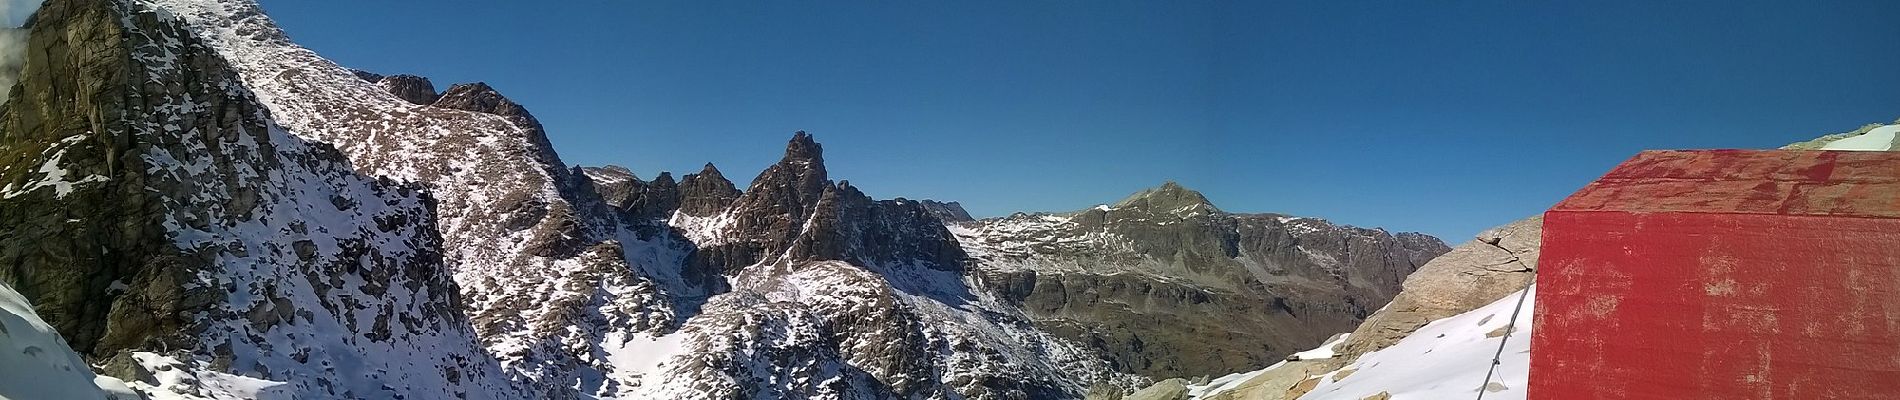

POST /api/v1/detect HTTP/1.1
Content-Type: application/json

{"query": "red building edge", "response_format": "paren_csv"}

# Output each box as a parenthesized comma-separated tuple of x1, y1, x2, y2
(1529, 149, 1900, 399)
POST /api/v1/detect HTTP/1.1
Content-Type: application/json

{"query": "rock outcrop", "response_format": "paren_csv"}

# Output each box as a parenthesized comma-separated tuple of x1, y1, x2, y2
(684, 132, 967, 280)
(376, 74, 441, 105)
(920, 199, 975, 222)
(677, 163, 741, 217)
(1333, 216, 1539, 360)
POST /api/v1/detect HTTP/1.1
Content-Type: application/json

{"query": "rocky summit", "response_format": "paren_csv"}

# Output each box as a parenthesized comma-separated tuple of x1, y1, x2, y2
(0, 0, 1452, 399)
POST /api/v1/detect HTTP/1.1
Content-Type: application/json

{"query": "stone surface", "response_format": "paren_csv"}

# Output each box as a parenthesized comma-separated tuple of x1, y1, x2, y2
(376, 74, 440, 105)
(920, 199, 975, 222)
(677, 163, 740, 217)
(1121, 378, 1189, 400)
(1333, 216, 1539, 361)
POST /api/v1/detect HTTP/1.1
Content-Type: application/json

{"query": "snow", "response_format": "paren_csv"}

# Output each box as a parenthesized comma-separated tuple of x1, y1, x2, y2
(1288, 333, 1351, 361)
(1821, 124, 1898, 151)
(0, 134, 110, 200)
(0, 282, 138, 400)
(600, 332, 686, 391)
(122, 352, 290, 400)
(1188, 333, 1350, 397)
(1298, 285, 1536, 400)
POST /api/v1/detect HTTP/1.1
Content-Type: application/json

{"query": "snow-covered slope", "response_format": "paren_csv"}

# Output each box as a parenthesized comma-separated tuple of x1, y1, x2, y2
(0, 282, 138, 400)
(1297, 286, 1533, 400)
(144, 1, 690, 396)
(1820, 123, 1898, 151)
(1182, 287, 1534, 400)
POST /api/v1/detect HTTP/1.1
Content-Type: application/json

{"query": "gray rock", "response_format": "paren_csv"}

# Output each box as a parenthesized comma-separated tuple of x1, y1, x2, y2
(677, 163, 740, 217)
(1122, 378, 1189, 400)
(375, 74, 440, 105)
(1334, 216, 1540, 361)
(919, 199, 974, 222)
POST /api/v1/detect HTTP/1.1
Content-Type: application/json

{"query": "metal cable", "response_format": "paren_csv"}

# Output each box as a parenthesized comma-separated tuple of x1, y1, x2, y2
(1476, 285, 1533, 400)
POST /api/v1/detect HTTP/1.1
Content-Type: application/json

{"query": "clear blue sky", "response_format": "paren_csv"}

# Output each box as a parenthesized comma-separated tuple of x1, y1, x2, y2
(256, 1, 1900, 240)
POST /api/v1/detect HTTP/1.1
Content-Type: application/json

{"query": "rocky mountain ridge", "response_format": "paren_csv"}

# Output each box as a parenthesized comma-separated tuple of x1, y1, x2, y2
(1, 0, 1453, 398)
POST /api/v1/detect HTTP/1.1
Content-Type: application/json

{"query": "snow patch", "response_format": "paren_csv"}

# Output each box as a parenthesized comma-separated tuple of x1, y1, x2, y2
(1821, 124, 1898, 151)
(0, 282, 137, 399)
(1298, 285, 1535, 400)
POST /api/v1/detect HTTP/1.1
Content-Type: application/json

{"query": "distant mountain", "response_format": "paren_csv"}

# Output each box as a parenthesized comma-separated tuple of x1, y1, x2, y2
(953, 182, 1448, 379)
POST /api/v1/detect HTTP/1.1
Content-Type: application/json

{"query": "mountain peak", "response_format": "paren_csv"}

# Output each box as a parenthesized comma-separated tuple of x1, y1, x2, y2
(1113, 181, 1220, 213)
(698, 162, 725, 178)
(434, 82, 535, 122)
(785, 130, 823, 163)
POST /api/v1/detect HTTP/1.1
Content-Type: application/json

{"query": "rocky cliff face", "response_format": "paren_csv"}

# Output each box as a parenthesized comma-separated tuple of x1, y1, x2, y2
(0, 0, 524, 398)
(953, 183, 1449, 379)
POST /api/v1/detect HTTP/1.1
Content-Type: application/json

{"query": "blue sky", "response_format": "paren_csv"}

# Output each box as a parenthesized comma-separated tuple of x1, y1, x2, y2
(257, 1, 1900, 240)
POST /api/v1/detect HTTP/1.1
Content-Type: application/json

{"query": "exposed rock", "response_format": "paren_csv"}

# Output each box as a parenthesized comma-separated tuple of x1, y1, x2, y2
(348, 68, 383, 82)
(1114, 181, 1218, 213)
(1333, 216, 1540, 361)
(434, 82, 535, 122)
(579, 165, 641, 207)
(375, 74, 440, 105)
(1122, 378, 1189, 400)
(677, 163, 740, 217)
(920, 199, 975, 222)
(687, 132, 967, 283)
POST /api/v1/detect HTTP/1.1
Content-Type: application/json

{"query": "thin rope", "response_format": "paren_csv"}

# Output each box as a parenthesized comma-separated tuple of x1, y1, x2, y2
(1475, 284, 1533, 400)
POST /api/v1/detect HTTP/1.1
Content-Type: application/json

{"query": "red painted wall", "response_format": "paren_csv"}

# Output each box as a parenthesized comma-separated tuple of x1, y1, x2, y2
(1530, 150, 1900, 399)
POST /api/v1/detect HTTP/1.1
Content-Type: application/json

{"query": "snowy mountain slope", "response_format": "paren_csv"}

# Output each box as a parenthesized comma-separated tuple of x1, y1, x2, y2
(615, 134, 1141, 399)
(1296, 286, 1533, 400)
(1784, 119, 1900, 151)
(1182, 287, 1534, 400)
(954, 183, 1449, 379)
(1819, 123, 1898, 151)
(116, 0, 1147, 396)
(1, 282, 139, 400)
(0, 0, 526, 398)
(143, 0, 696, 396)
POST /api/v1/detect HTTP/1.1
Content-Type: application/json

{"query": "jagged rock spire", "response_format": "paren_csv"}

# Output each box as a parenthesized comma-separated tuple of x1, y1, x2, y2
(785, 130, 823, 164)
(679, 163, 740, 217)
